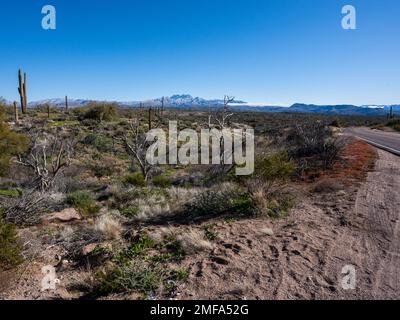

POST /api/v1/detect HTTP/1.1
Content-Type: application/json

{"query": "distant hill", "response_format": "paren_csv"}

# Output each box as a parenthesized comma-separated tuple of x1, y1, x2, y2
(24, 94, 399, 116)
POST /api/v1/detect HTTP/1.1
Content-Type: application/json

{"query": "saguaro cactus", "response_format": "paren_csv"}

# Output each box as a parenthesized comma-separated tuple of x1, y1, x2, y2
(13, 101, 19, 124)
(148, 107, 152, 131)
(161, 96, 164, 116)
(46, 104, 51, 118)
(65, 96, 69, 113)
(18, 69, 28, 114)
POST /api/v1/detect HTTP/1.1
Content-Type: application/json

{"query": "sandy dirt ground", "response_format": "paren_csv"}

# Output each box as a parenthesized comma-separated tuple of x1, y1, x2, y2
(177, 149, 400, 300)
(1, 149, 399, 300)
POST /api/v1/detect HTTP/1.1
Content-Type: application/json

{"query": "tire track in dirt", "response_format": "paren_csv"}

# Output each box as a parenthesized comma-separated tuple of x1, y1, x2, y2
(359, 150, 400, 299)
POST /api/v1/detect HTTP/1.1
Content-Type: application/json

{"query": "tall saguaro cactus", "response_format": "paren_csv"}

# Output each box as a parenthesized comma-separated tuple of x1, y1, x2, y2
(65, 96, 69, 113)
(148, 107, 152, 131)
(18, 69, 28, 114)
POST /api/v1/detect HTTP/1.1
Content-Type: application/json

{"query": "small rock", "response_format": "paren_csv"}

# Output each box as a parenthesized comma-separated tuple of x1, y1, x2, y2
(261, 227, 274, 236)
(45, 208, 81, 223)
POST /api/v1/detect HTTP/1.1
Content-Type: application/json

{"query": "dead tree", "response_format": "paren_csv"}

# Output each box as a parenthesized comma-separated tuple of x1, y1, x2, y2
(16, 132, 74, 192)
(123, 119, 154, 180)
(204, 96, 236, 175)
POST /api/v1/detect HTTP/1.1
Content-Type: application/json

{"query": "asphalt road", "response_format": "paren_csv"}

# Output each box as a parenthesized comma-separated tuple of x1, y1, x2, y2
(344, 127, 400, 156)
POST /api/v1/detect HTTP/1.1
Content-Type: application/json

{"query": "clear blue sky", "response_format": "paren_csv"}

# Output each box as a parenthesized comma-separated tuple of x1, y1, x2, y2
(0, 0, 399, 105)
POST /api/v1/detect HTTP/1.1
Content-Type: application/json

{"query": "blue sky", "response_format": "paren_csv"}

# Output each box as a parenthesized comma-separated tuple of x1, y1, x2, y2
(0, 0, 399, 105)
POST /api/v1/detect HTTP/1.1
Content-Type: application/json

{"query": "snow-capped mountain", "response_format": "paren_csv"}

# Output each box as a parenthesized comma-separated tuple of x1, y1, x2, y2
(27, 94, 247, 109)
(18, 95, 400, 116)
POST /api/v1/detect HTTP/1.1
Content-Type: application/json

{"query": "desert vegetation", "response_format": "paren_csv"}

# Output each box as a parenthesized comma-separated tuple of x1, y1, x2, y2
(0, 96, 387, 299)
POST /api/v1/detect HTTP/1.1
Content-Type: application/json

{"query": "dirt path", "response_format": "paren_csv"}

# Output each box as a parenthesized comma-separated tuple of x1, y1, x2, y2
(178, 149, 400, 300)
(355, 150, 400, 299)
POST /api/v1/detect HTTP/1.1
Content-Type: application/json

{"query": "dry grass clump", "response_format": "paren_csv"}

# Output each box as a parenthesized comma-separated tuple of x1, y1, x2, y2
(94, 214, 122, 240)
(177, 229, 213, 254)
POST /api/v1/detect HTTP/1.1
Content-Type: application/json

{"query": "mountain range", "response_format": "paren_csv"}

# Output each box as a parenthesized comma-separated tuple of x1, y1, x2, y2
(23, 94, 400, 116)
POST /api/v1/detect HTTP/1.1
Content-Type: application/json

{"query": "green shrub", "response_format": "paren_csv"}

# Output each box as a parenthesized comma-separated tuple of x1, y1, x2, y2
(0, 220, 23, 269)
(388, 119, 400, 132)
(186, 186, 255, 217)
(254, 152, 296, 182)
(120, 207, 140, 218)
(124, 173, 146, 187)
(82, 133, 113, 152)
(0, 110, 29, 176)
(173, 268, 190, 281)
(66, 191, 100, 217)
(0, 189, 22, 198)
(95, 259, 165, 296)
(152, 175, 171, 188)
(266, 195, 295, 219)
(83, 103, 118, 122)
(203, 224, 218, 241)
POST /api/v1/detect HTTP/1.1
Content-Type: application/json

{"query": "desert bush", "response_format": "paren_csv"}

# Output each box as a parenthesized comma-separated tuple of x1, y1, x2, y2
(82, 133, 113, 153)
(66, 191, 100, 217)
(94, 214, 122, 240)
(177, 229, 213, 254)
(152, 175, 171, 188)
(0, 188, 22, 198)
(124, 172, 146, 187)
(120, 207, 140, 218)
(252, 152, 295, 192)
(82, 103, 118, 122)
(89, 154, 124, 178)
(265, 195, 295, 219)
(3, 191, 48, 226)
(95, 259, 165, 296)
(0, 109, 29, 176)
(287, 122, 344, 170)
(388, 119, 400, 131)
(0, 220, 23, 270)
(185, 183, 254, 217)
(92, 232, 190, 296)
(16, 131, 74, 191)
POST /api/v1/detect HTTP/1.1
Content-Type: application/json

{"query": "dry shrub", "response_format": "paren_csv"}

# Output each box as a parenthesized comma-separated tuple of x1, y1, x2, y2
(94, 214, 122, 240)
(177, 229, 213, 254)
(3, 190, 49, 226)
